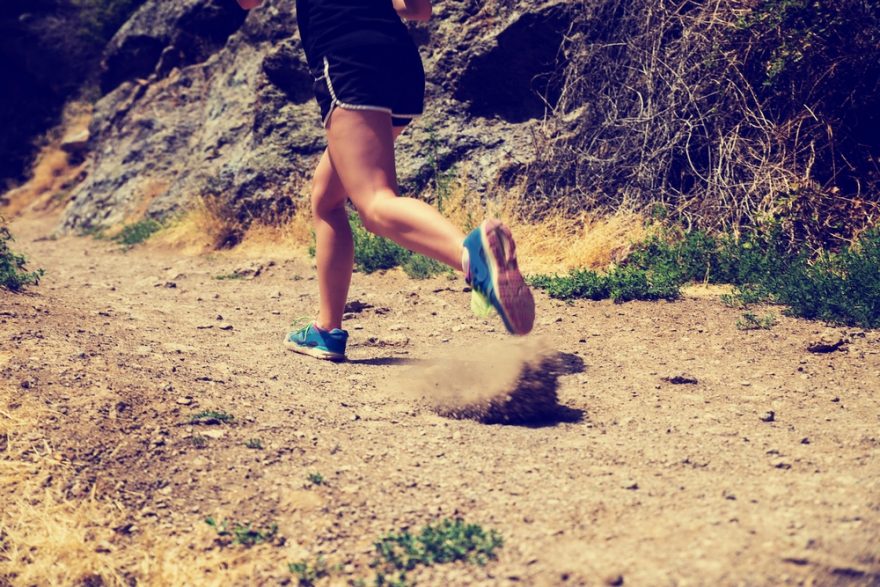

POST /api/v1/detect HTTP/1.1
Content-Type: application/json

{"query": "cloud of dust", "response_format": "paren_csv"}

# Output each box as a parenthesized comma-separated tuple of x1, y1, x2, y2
(394, 337, 580, 425)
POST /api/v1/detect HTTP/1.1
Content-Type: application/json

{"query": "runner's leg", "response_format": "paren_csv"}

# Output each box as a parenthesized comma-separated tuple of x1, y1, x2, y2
(312, 125, 410, 331)
(325, 108, 465, 269)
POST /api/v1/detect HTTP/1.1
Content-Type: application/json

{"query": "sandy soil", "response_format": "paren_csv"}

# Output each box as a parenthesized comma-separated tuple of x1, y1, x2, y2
(2, 214, 879, 586)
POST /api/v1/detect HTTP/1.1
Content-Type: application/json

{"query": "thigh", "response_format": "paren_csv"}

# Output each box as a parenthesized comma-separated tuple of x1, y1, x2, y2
(325, 108, 399, 210)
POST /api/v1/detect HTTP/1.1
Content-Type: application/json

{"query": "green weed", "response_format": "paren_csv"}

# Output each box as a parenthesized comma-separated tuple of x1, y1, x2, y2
(0, 223, 44, 292)
(350, 214, 445, 279)
(532, 224, 880, 328)
(529, 265, 679, 303)
(736, 312, 777, 330)
(191, 435, 208, 449)
(190, 410, 234, 425)
(288, 557, 330, 586)
(205, 517, 278, 547)
(111, 219, 162, 248)
(306, 472, 325, 486)
(244, 438, 263, 450)
(288, 519, 502, 586)
(372, 518, 503, 582)
(214, 272, 246, 281)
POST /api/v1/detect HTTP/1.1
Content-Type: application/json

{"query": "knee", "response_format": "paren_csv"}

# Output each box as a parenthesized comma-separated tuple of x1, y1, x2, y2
(357, 198, 392, 236)
(311, 185, 344, 220)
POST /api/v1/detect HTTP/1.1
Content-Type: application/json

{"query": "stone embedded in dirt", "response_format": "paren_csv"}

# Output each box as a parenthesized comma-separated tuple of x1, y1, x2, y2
(624, 481, 639, 490)
(605, 574, 625, 586)
(176, 396, 193, 406)
(807, 338, 848, 353)
(360, 335, 409, 348)
(201, 429, 225, 439)
(662, 375, 698, 385)
(218, 324, 234, 331)
(773, 459, 792, 470)
(760, 411, 776, 423)
(344, 300, 373, 313)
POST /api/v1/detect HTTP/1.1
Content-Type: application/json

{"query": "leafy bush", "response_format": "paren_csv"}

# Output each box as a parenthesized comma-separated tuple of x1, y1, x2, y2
(373, 518, 502, 585)
(532, 224, 880, 328)
(110, 219, 162, 248)
(758, 229, 880, 327)
(1, 223, 44, 292)
(350, 214, 446, 279)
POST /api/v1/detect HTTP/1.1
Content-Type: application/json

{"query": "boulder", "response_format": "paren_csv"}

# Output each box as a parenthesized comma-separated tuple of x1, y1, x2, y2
(60, 0, 576, 238)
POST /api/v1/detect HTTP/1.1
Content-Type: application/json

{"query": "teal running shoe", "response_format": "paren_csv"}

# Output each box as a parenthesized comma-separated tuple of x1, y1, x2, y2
(463, 219, 535, 335)
(285, 323, 348, 361)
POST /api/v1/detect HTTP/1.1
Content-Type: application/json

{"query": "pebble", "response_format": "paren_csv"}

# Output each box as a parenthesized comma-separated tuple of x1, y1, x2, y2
(218, 324, 234, 331)
(760, 410, 775, 423)
(176, 396, 193, 405)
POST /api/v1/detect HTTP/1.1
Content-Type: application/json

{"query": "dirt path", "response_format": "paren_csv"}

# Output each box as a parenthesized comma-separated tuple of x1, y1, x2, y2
(2, 214, 879, 586)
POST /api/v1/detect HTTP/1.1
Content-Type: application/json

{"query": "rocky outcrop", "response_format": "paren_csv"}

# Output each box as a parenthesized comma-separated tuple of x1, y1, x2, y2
(60, 0, 575, 240)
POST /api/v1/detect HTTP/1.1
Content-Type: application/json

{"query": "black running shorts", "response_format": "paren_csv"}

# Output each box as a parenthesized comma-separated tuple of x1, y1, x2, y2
(312, 43, 425, 128)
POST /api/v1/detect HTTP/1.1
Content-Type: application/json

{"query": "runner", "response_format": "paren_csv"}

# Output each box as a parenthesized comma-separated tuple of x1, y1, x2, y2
(237, 0, 535, 361)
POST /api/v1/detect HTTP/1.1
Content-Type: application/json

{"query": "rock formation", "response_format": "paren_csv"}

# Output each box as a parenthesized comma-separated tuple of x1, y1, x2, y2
(59, 0, 574, 242)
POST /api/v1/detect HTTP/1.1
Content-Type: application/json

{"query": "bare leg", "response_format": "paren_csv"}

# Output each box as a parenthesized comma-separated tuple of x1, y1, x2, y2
(311, 149, 353, 331)
(325, 108, 465, 269)
(312, 125, 410, 331)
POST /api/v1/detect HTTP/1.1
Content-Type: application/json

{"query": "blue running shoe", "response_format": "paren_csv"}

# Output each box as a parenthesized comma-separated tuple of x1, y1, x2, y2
(285, 322, 348, 361)
(463, 219, 535, 335)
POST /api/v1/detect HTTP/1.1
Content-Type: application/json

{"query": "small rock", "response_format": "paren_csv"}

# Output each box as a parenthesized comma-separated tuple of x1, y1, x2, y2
(772, 459, 792, 470)
(605, 574, 624, 586)
(807, 338, 847, 353)
(662, 375, 698, 385)
(60, 128, 90, 153)
(218, 324, 234, 331)
(176, 396, 193, 406)
(201, 429, 226, 439)
(624, 481, 639, 490)
(760, 411, 775, 423)
(164, 281, 177, 289)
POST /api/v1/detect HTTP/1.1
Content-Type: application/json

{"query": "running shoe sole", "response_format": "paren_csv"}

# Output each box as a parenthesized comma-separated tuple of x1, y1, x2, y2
(481, 219, 535, 335)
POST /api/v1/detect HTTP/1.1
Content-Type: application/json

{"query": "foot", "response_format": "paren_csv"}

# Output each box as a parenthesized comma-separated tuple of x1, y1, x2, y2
(285, 323, 348, 361)
(463, 219, 535, 335)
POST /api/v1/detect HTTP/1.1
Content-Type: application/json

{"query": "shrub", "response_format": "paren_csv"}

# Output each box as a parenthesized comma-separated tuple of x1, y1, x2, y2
(1, 223, 44, 292)
(350, 214, 446, 279)
(532, 223, 880, 328)
(111, 219, 162, 248)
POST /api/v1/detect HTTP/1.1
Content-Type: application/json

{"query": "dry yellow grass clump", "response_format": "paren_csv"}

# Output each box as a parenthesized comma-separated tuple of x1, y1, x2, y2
(0, 389, 301, 585)
(224, 174, 645, 274)
(1, 103, 92, 217)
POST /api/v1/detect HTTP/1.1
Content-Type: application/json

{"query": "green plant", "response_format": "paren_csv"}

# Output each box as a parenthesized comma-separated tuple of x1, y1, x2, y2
(306, 472, 324, 486)
(402, 254, 447, 280)
(372, 518, 503, 581)
(191, 435, 208, 448)
(245, 438, 263, 450)
(190, 410, 234, 425)
(0, 223, 44, 292)
(289, 557, 330, 586)
(530, 265, 679, 303)
(350, 214, 445, 279)
(111, 219, 162, 248)
(736, 312, 777, 330)
(205, 517, 278, 547)
(214, 272, 246, 281)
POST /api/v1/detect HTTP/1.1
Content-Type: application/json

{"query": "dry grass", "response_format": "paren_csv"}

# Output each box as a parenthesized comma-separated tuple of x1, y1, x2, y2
(0, 383, 302, 586)
(1, 103, 92, 217)
(440, 175, 646, 274)
(219, 180, 644, 274)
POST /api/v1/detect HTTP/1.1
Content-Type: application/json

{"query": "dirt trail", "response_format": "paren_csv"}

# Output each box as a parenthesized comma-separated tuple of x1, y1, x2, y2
(2, 214, 879, 586)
